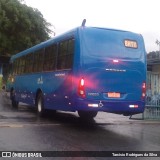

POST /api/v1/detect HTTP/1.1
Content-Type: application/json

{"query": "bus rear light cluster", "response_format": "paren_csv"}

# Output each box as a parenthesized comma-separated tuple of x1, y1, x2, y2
(129, 105, 138, 108)
(142, 82, 146, 100)
(78, 78, 86, 98)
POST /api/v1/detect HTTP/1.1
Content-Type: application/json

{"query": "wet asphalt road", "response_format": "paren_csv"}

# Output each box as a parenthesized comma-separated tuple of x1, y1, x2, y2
(0, 91, 160, 160)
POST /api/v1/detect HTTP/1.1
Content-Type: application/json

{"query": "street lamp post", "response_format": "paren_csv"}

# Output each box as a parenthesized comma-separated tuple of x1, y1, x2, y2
(155, 39, 160, 59)
(156, 39, 160, 51)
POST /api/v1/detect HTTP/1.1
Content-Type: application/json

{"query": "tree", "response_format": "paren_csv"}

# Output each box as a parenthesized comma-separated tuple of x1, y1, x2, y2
(0, 0, 53, 56)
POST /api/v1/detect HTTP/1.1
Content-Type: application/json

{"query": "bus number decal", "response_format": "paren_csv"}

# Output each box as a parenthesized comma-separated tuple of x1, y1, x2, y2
(55, 73, 65, 77)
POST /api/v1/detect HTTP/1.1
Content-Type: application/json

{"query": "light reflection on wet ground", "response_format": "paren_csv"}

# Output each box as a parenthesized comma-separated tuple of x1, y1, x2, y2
(0, 91, 160, 160)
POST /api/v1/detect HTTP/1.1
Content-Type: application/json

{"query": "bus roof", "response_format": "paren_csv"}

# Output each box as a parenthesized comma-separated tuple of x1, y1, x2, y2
(10, 26, 141, 62)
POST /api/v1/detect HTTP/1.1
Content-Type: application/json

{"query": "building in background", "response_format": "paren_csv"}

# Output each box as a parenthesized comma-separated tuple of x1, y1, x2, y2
(142, 52, 160, 119)
(147, 52, 160, 106)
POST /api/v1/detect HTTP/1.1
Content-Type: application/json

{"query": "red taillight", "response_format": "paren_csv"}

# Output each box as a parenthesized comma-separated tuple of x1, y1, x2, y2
(80, 78, 85, 86)
(142, 82, 146, 100)
(78, 78, 86, 98)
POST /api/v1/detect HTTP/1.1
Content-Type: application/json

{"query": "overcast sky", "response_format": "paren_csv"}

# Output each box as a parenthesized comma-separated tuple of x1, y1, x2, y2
(24, 0, 160, 53)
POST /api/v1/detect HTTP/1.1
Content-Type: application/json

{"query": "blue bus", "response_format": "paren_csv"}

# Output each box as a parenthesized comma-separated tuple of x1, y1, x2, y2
(9, 25, 146, 119)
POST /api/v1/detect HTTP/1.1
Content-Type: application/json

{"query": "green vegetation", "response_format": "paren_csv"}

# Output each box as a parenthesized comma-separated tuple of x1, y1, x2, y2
(0, 0, 53, 56)
(0, 75, 2, 90)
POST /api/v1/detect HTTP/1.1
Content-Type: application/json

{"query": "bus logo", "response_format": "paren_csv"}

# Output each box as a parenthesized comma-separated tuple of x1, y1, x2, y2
(37, 76, 43, 84)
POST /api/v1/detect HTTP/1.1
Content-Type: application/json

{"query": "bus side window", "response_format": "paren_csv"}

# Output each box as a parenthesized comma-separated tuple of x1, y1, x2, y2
(67, 38, 74, 69)
(25, 53, 34, 74)
(57, 41, 67, 70)
(57, 38, 74, 70)
(33, 52, 38, 72)
(25, 54, 29, 73)
(44, 44, 57, 71)
(33, 49, 44, 73)
(21, 57, 26, 74)
(17, 58, 21, 75)
(37, 49, 44, 72)
(13, 60, 18, 75)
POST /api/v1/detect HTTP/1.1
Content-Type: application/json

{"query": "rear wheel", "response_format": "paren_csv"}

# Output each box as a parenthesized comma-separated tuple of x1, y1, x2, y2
(10, 89, 19, 108)
(78, 111, 98, 119)
(36, 93, 45, 117)
(12, 100, 19, 108)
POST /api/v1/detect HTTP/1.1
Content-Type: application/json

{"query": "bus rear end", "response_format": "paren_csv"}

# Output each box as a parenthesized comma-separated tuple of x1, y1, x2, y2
(75, 27, 146, 118)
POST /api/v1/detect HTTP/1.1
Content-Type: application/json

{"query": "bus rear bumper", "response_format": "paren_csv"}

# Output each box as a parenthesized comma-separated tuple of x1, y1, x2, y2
(75, 99, 145, 115)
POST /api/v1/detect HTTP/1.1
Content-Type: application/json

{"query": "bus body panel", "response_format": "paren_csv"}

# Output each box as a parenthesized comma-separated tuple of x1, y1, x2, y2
(73, 27, 146, 115)
(9, 26, 146, 116)
(14, 70, 75, 111)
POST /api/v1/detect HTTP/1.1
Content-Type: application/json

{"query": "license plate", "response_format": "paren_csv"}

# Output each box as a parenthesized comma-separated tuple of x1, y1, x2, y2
(108, 92, 120, 98)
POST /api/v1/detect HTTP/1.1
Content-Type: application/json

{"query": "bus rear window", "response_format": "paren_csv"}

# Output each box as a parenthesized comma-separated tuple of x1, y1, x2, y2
(81, 29, 143, 59)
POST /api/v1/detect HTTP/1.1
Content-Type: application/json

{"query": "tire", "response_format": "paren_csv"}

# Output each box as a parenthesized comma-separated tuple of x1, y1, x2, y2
(10, 89, 19, 108)
(12, 100, 19, 108)
(36, 92, 45, 117)
(78, 111, 98, 119)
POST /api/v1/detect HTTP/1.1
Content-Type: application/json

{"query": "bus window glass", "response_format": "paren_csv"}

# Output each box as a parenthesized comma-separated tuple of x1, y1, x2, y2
(17, 58, 22, 74)
(33, 49, 44, 72)
(37, 49, 44, 72)
(24, 55, 29, 73)
(25, 53, 34, 73)
(20, 57, 25, 74)
(33, 53, 38, 72)
(82, 29, 142, 59)
(66, 38, 74, 69)
(44, 44, 57, 71)
(13, 60, 18, 75)
(57, 38, 74, 70)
